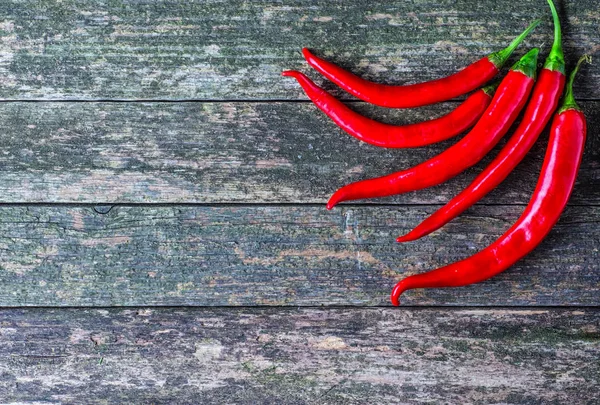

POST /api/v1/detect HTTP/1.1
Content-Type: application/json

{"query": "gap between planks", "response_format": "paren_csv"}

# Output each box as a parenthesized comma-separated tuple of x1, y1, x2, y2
(0, 98, 598, 103)
(0, 305, 597, 310)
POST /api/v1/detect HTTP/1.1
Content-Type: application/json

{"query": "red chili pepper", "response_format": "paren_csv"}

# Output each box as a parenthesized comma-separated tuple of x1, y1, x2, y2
(326, 48, 539, 210)
(281, 70, 496, 148)
(398, 0, 566, 242)
(391, 55, 589, 306)
(303, 20, 539, 108)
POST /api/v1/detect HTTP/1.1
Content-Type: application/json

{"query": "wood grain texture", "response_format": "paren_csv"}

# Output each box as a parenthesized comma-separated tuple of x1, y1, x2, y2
(0, 0, 596, 100)
(0, 205, 597, 307)
(0, 101, 598, 204)
(0, 1, 596, 399)
(1, 307, 598, 404)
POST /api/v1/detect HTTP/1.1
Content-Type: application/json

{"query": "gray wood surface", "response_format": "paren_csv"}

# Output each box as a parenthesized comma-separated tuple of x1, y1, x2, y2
(0, 204, 597, 307)
(0, 0, 596, 100)
(1, 307, 598, 404)
(0, 101, 598, 204)
(1, 1, 599, 402)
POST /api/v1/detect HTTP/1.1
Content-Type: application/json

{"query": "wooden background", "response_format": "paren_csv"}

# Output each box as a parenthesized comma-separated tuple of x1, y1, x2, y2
(0, 0, 598, 403)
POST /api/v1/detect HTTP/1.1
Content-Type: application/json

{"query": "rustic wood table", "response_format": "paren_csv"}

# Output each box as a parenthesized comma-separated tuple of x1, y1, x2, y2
(1, 1, 598, 403)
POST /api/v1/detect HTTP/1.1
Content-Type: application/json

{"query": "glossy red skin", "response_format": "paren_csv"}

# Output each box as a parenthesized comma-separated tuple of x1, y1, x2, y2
(282, 70, 492, 148)
(326, 69, 535, 210)
(398, 69, 566, 242)
(391, 109, 586, 306)
(303, 48, 499, 108)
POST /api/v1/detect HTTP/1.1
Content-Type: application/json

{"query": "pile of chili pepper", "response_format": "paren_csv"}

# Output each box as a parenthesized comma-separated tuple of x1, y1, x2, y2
(283, 0, 590, 306)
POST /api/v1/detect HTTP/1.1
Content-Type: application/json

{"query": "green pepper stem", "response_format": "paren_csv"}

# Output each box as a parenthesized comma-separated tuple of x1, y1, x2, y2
(559, 55, 591, 113)
(488, 19, 541, 68)
(482, 80, 501, 96)
(544, 0, 565, 73)
(511, 48, 539, 79)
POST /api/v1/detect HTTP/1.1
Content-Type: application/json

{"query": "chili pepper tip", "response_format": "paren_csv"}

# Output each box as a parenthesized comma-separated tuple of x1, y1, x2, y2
(390, 282, 404, 306)
(326, 190, 344, 210)
(396, 234, 416, 243)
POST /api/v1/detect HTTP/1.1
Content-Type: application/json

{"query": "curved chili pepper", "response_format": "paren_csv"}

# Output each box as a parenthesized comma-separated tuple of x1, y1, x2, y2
(326, 48, 539, 210)
(281, 70, 496, 148)
(397, 0, 566, 242)
(391, 56, 589, 306)
(303, 20, 539, 108)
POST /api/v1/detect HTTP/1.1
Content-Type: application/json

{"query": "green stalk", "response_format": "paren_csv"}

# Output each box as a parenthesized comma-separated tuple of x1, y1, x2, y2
(544, 0, 565, 73)
(511, 48, 539, 79)
(559, 55, 591, 113)
(482, 80, 501, 96)
(488, 19, 541, 68)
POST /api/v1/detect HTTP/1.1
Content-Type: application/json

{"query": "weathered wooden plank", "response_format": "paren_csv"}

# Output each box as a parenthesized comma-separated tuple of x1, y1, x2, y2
(0, 0, 596, 100)
(0, 205, 598, 306)
(0, 101, 598, 204)
(1, 307, 598, 404)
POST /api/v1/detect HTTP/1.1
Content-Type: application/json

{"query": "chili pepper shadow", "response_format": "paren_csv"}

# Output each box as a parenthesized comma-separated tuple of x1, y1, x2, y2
(577, 102, 600, 198)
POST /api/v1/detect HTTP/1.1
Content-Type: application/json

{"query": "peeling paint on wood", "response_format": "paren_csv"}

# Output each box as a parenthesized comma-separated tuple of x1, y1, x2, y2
(0, 205, 597, 306)
(0, 307, 598, 403)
